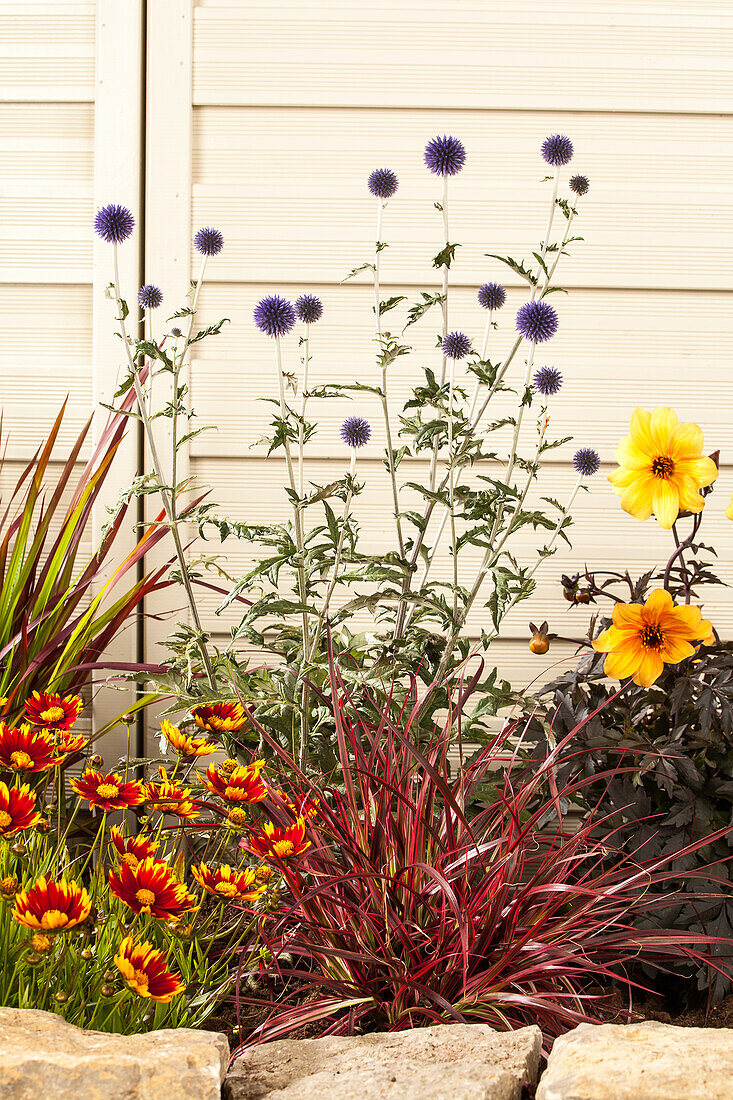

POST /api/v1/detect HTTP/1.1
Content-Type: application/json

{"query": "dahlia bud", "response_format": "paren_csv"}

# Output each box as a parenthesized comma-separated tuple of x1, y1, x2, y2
(528, 621, 556, 655)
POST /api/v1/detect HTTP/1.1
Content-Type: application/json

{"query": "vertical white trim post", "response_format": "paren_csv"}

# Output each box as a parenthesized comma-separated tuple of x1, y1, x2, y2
(92, 0, 145, 747)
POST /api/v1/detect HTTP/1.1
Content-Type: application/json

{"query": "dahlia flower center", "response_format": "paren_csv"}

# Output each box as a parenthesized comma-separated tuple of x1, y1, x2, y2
(214, 881, 238, 898)
(0, 811, 12, 828)
(651, 455, 675, 480)
(96, 783, 119, 799)
(273, 839, 295, 858)
(135, 888, 156, 907)
(640, 624, 665, 650)
(10, 751, 34, 769)
(40, 909, 69, 930)
(40, 706, 65, 724)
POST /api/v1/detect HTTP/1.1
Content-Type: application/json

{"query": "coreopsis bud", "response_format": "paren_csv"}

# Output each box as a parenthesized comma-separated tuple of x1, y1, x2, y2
(90, 754, 104, 768)
(1, 874, 19, 898)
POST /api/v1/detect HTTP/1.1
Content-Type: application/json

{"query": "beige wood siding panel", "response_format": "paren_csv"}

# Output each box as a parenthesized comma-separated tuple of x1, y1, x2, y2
(192, 1, 733, 114)
(191, 106, 733, 291)
(0, 3, 96, 101)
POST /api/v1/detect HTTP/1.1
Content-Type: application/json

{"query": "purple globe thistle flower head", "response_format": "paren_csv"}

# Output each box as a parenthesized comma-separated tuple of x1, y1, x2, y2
(94, 203, 134, 244)
(138, 284, 163, 310)
(516, 300, 558, 343)
(477, 282, 506, 311)
(254, 294, 296, 338)
(424, 135, 466, 176)
(340, 416, 371, 449)
(368, 168, 399, 199)
(194, 226, 224, 257)
(541, 134, 574, 167)
(573, 447, 601, 477)
(533, 366, 562, 396)
(295, 294, 323, 324)
(441, 331, 471, 360)
(569, 174, 590, 197)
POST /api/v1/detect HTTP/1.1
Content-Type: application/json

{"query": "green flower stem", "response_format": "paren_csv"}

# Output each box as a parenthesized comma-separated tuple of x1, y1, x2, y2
(308, 449, 357, 662)
(297, 321, 310, 500)
(428, 174, 450, 495)
(533, 165, 560, 299)
(111, 244, 216, 691)
(542, 196, 580, 292)
(374, 198, 405, 559)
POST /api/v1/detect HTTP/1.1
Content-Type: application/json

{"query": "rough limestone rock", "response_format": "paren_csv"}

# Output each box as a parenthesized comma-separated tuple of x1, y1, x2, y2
(536, 1020, 733, 1100)
(0, 1006, 228, 1100)
(224, 1023, 542, 1100)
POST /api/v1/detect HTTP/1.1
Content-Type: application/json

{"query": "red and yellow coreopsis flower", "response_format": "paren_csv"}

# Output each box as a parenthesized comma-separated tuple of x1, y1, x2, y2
(593, 588, 714, 688)
(13, 876, 91, 932)
(145, 768, 199, 820)
(109, 825, 160, 870)
(246, 817, 311, 861)
(192, 701, 246, 733)
(70, 770, 145, 812)
(160, 718, 217, 759)
(608, 407, 718, 529)
(0, 723, 64, 774)
(201, 760, 267, 804)
(24, 691, 83, 731)
(0, 781, 42, 837)
(114, 936, 183, 1002)
(108, 857, 195, 920)
(52, 730, 89, 757)
(191, 861, 267, 903)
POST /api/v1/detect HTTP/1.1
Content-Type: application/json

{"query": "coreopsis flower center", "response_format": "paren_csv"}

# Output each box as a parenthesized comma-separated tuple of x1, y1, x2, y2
(156, 800, 177, 812)
(121, 853, 140, 869)
(10, 751, 33, 769)
(0, 811, 12, 828)
(135, 888, 156, 907)
(40, 909, 69, 930)
(214, 882, 238, 898)
(640, 624, 665, 650)
(272, 839, 295, 858)
(651, 455, 675, 480)
(220, 759, 237, 774)
(96, 783, 119, 799)
(128, 967, 150, 994)
(40, 706, 65, 724)
(227, 808, 248, 826)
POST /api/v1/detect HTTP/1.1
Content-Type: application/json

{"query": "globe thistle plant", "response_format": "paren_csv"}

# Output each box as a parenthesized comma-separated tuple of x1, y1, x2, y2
(516, 300, 559, 344)
(533, 366, 563, 396)
(573, 448, 601, 477)
(194, 227, 224, 257)
(254, 295, 297, 339)
(541, 134, 574, 167)
(340, 416, 372, 449)
(569, 174, 590, 197)
(294, 294, 323, 325)
(424, 135, 466, 176)
(477, 283, 506, 312)
(441, 332, 471, 360)
(367, 168, 399, 199)
(138, 284, 163, 311)
(94, 204, 134, 244)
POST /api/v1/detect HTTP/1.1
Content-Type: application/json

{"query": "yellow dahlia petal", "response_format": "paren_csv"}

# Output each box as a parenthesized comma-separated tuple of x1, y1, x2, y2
(675, 455, 718, 487)
(614, 439, 651, 470)
(611, 602, 645, 629)
(619, 476, 655, 522)
(668, 421, 704, 460)
(649, 407, 679, 451)
(593, 625, 625, 653)
(604, 646, 643, 681)
(633, 650, 665, 688)
(659, 636, 696, 664)
(644, 589, 674, 617)
(652, 480, 680, 529)
(726, 494, 733, 522)
(628, 408, 655, 455)
(608, 466, 641, 489)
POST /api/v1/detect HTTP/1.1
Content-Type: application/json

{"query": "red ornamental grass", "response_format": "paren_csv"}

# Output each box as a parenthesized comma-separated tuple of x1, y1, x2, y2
(234, 652, 733, 1052)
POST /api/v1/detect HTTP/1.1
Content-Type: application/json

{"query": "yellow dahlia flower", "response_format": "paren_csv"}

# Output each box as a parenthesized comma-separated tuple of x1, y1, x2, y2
(608, 407, 717, 529)
(593, 588, 713, 688)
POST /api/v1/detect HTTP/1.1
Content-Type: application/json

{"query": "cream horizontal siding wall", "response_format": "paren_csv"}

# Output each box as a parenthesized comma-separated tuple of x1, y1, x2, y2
(0, 1, 143, 738)
(142, 0, 733, 690)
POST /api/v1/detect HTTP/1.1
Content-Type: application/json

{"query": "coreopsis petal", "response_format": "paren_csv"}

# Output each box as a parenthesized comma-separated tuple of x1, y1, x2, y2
(13, 877, 91, 932)
(0, 781, 41, 837)
(114, 936, 183, 1002)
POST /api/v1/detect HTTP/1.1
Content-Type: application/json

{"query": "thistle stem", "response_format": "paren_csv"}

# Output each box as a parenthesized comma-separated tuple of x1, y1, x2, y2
(428, 174, 450, 494)
(308, 449, 356, 661)
(374, 198, 405, 558)
(111, 244, 216, 690)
